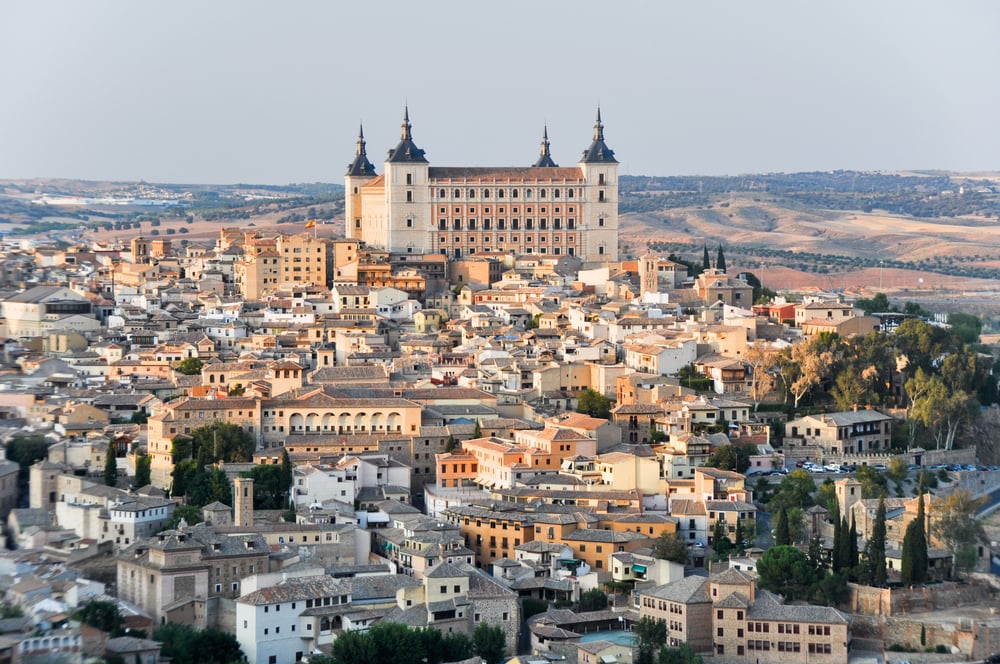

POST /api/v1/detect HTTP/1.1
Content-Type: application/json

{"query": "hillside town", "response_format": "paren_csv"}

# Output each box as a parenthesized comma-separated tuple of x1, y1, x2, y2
(0, 113, 997, 664)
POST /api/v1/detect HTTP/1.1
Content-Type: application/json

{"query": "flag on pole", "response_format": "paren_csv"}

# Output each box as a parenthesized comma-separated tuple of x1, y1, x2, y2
(304, 219, 317, 229)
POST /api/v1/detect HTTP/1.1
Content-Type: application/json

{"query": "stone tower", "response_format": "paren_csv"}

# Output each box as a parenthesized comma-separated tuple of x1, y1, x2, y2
(835, 476, 862, 520)
(344, 124, 377, 241)
(578, 107, 620, 264)
(233, 476, 254, 528)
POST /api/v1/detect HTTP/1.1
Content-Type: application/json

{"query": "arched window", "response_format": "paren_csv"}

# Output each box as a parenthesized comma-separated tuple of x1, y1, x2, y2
(468, 188, 475, 198)
(525, 189, 533, 199)
(554, 189, 561, 198)
(454, 189, 461, 198)
(512, 190, 519, 199)
(568, 189, 575, 198)
(439, 189, 445, 198)
(540, 189, 547, 198)
(498, 190, 505, 198)
(482, 189, 490, 198)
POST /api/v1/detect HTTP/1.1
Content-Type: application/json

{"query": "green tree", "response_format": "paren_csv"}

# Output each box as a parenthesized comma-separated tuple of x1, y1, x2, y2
(177, 357, 203, 375)
(848, 514, 859, 576)
(153, 623, 243, 664)
(932, 489, 988, 577)
(328, 629, 375, 664)
(652, 532, 689, 564)
(241, 464, 289, 510)
(808, 536, 826, 576)
(863, 496, 888, 586)
(576, 388, 612, 419)
(134, 454, 151, 487)
(634, 616, 668, 664)
(704, 444, 757, 474)
(167, 504, 205, 529)
(734, 517, 746, 553)
(947, 312, 982, 344)
(104, 445, 118, 486)
(715, 244, 726, 273)
(712, 520, 733, 559)
(472, 622, 506, 664)
(473, 420, 483, 439)
(887, 457, 908, 485)
(280, 448, 293, 497)
(756, 545, 817, 601)
(186, 468, 232, 508)
(855, 292, 891, 315)
(188, 421, 255, 464)
(901, 491, 929, 584)
(74, 600, 124, 635)
(769, 470, 816, 510)
(774, 505, 790, 546)
(702, 245, 711, 272)
(831, 504, 843, 573)
(579, 588, 609, 611)
(658, 642, 704, 664)
(855, 464, 888, 499)
(6, 435, 50, 485)
(837, 515, 851, 574)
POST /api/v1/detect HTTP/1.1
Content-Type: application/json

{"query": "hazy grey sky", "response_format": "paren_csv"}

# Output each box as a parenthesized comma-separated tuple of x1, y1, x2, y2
(2, 1, 998, 184)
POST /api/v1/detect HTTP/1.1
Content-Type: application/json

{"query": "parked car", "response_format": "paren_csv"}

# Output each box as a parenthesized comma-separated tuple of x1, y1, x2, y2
(872, 463, 887, 471)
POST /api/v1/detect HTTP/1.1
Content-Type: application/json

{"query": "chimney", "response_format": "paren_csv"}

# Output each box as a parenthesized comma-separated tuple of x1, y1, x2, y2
(234, 476, 254, 528)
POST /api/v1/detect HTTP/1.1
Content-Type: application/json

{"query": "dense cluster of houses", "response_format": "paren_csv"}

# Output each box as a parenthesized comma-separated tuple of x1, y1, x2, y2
(0, 227, 947, 663)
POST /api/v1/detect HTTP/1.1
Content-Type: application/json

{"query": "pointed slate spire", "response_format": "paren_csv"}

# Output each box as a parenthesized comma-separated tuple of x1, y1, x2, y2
(346, 123, 377, 176)
(532, 125, 558, 168)
(387, 106, 427, 163)
(581, 106, 618, 163)
(401, 105, 412, 140)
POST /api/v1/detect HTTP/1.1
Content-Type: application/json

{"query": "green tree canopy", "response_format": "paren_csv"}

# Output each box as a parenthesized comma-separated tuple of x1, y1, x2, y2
(74, 600, 124, 635)
(177, 357, 203, 375)
(104, 445, 118, 486)
(652, 532, 690, 564)
(153, 623, 244, 664)
(756, 545, 818, 601)
(472, 622, 506, 664)
(576, 388, 612, 419)
(134, 454, 152, 487)
(901, 491, 929, 584)
(167, 504, 205, 529)
(774, 505, 790, 546)
(634, 616, 668, 664)
(933, 489, 988, 576)
(241, 464, 290, 510)
(579, 588, 609, 611)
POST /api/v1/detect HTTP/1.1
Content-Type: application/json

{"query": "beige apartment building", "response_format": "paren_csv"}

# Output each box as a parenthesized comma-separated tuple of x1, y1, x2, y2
(638, 569, 850, 661)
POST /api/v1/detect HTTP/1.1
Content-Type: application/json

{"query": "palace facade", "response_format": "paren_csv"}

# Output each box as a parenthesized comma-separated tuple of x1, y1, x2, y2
(345, 109, 620, 264)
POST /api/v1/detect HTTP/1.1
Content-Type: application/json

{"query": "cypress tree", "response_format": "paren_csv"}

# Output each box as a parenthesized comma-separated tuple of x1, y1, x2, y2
(901, 490, 929, 584)
(848, 513, 859, 577)
(716, 245, 727, 273)
(702, 245, 711, 271)
(808, 535, 826, 575)
(735, 517, 745, 552)
(831, 503, 843, 573)
(838, 515, 851, 574)
(774, 505, 790, 546)
(869, 496, 888, 586)
(104, 444, 118, 487)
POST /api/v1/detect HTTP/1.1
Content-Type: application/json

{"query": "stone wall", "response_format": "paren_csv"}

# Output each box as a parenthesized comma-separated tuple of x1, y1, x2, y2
(846, 582, 994, 617)
(851, 613, 1000, 660)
